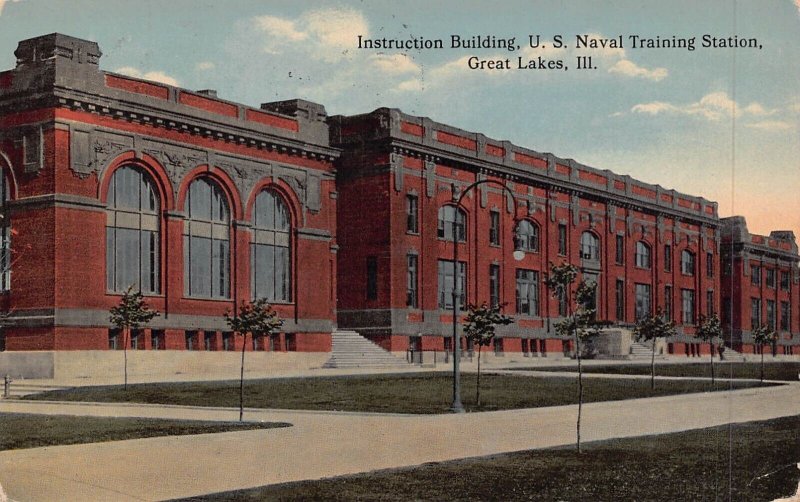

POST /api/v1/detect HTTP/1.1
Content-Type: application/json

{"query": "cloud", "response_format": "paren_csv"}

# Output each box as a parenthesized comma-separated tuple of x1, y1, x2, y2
(608, 59, 668, 81)
(746, 120, 794, 131)
(196, 61, 215, 71)
(114, 66, 180, 87)
(369, 54, 419, 75)
(795, 0, 800, 15)
(0, 0, 21, 17)
(631, 101, 678, 115)
(628, 91, 763, 121)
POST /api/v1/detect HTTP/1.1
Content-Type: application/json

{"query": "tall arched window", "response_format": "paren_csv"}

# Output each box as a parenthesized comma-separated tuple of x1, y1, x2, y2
(184, 178, 230, 298)
(635, 241, 651, 268)
(515, 220, 540, 252)
(580, 232, 600, 261)
(106, 166, 159, 293)
(437, 205, 466, 241)
(251, 189, 291, 302)
(0, 170, 9, 291)
(681, 250, 696, 276)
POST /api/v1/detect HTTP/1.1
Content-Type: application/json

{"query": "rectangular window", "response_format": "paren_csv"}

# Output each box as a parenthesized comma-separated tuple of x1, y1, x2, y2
(766, 299, 776, 330)
(516, 269, 539, 316)
(406, 195, 418, 233)
(489, 210, 500, 246)
(406, 254, 418, 308)
(635, 283, 651, 320)
(615, 279, 625, 321)
(437, 260, 466, 309)
(23, 129, 41, 171)
(493, 338, 504, 355)
(766, 269, 776, 289)
(222, 332, 234, 351)
(681, 289, 695, 324)
(185, 331, 195, 351)
(366, 256, 378, 300)
(722, 297, 731, 326)
(751, 298, 761, 330)
(151, 330, 164, 350)
(558, 224, 567, 256)
(664, 244, 672, 272)
(108, 329, 120, 350)
(615, 235, 624, 265)
(558, 289, 567, 317)
(706, 290, 714, 316)
(489, 264, 500, 307)
(780, 271, 790, 291)
(204, 331, 215, 351)
(664, 286, 673, 322)
(635, 242, 651, 269)
(751, 265, 761, 286)
(706, 253, 714, 278)
(780, 301, 790, 331)
(681, 251, 695, 276)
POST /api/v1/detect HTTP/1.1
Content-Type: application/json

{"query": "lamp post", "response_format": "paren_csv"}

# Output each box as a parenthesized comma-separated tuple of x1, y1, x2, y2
(450, 179, 523, 413)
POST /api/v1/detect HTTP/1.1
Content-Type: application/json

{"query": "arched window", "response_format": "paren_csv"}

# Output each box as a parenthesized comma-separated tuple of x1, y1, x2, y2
(635, 241, 651, 269)
(106, 166, 159, 293)
(580, 232, 599, 261)
(437, 205, 466, 242)
(251, 189, 291, 302)
(515, 220, 540, 253)
(681, 250, 695, 276)
(0, 170, 9, 291)
(184, 178, 230, 298)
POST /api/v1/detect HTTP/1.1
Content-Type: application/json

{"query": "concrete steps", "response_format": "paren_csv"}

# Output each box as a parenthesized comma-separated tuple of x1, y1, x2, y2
(628, 342, 666, 361)
(720, 347, 746, 362)
(322, 331, 408, 369)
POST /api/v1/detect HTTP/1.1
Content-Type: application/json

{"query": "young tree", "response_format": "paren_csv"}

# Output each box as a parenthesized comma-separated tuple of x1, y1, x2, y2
(544, 262, 597, 453)
(696, 314, 722, 384)
(463, 302, 513, 407)
(752, 325, 777, 383)
(225, 298, 284, 421)
(633, 309, 676, 390)
(109, 287, 159, 391)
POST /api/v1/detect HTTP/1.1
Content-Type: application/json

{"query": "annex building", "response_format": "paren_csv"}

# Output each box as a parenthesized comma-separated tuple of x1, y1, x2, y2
(0, 34, 797, 360)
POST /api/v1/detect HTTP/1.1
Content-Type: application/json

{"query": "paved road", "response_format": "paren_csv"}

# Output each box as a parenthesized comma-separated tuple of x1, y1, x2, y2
(0, 382, 798, 501)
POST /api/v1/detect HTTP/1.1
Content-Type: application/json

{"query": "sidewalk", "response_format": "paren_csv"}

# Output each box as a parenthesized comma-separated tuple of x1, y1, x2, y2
(0, 382, 798, 501)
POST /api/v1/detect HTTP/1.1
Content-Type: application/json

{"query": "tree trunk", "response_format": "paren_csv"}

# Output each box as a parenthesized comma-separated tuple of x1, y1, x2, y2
(123, 326, 129, 391)
(476, 345, 482, 408)
(650, 337, 656, 390)
(575, 328, 583, 455)
(709, 342, 715, 385)
(240, 332, 247, 422)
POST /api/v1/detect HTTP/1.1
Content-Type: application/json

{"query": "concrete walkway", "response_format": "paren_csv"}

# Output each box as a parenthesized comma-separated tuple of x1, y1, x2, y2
(0, 382, 798, 501)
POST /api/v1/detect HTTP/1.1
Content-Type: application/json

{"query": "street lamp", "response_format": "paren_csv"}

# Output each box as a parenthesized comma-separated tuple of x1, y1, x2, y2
(450, 179, 523, 413)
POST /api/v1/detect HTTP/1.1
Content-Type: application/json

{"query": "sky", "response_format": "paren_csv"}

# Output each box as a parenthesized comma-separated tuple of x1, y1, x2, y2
(0, 0, 798, 239)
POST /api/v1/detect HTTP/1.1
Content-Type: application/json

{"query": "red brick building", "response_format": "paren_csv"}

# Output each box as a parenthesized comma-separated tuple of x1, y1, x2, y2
(330, 108, 726, 356)
(0, 34, 339, 351)
(721, 217, 799, 355)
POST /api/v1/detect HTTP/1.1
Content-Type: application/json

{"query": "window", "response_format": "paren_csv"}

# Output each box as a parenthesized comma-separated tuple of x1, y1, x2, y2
(516, 269, 540, 316)
(751, 265, 761, 286)
(185, 331, 196, 350)
(108, 329, 120, 350)
(184, 178, 230, 298)
(130, 329, 142, 350)
(722, 297, 731, 326)
(489, 264, 500, 307)
(151, 330, 164, 350)
(438, 260, 466, 309)
(766, 300, 776, 330)
(706, 252, 714, 278)
(406, 195, 418, 233)
(723, 260, 732, 276)
(751, 298, 761, 330)
(251, 190, 291, 302)
(780, 301, 790, 331)
(406, 254, 418, 308)
(681, 289, 695, 324)
(493, 337, 504, 355)
(437, 205, 465, 241)
(558, 289, 567, 317)
(0, 170, 9, 292)
(222, 332, 234, 351)
(664, 285, 673, 321)
(635, 283, 651, 320)
(664, 244, 672, 272)
(558, 224, 567, 256)
(615, 280, 625, 321)
(580, 232, 599, 261)
(780, 271, 790, 291)
(635, 241, 651, 269)
(706, 290, 714, 316)
(204, 331, 215, 351)
(106, 166, 160, 294)
(766, 269, 776, 289)
(366, 256, 378, 300)
(489, 210, 500, 246)
(680, 250, 695, 276)
(615, 235, 624, 265)
(515, 220, 539, 252)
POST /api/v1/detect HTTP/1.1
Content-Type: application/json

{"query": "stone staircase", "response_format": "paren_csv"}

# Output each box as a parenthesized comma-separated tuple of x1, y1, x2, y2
(3, 381, 70, 398)
(720, 347, 747, 362)
(322, 331, 409, 369)
(628, 342, 667, 361)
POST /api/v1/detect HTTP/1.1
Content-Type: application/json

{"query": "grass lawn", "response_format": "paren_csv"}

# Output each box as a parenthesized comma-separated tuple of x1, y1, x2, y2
(174, 414, 800, 502)
(0, 413, 290, 451)
(26, 373, 773, 414)
(527, 361, 800, 381)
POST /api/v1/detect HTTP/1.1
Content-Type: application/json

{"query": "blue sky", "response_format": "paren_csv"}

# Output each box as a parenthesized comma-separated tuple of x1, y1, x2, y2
(1, 0, 798, 238)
